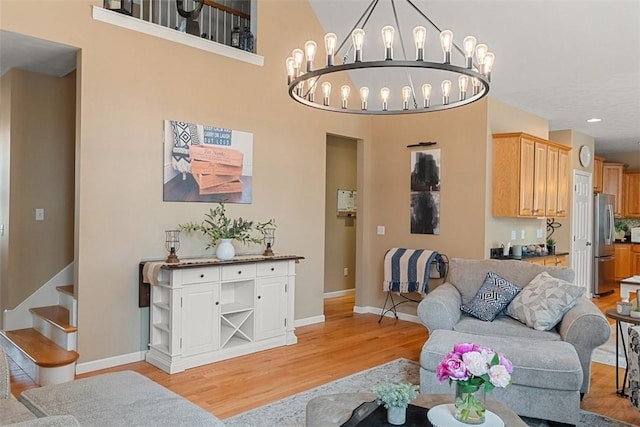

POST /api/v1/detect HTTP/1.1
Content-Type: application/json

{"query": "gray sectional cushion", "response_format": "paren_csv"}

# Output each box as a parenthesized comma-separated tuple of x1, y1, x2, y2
(448, 258, 575, 305)
(19, 371, 224, 427)
(455, 315, 562, 341)
(1, 398, 39, 424)
(6, 415, 81, 427)
(460, 272, 521, 321)
(506, 271, 585, 331)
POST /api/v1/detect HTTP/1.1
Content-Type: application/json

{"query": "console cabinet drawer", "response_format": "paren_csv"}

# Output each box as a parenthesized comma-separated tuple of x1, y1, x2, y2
(221, 264, 256, 281)
(257, 261, 288, 277)
(182, 267, 220, 284)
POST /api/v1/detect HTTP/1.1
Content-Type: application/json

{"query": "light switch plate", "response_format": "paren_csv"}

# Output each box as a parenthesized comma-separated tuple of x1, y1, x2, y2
(377, 226, 385, 235)
(510, 230, 516, 240)
(35, 208, 44, 221)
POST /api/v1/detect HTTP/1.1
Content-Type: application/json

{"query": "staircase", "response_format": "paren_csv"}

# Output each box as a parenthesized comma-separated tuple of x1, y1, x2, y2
(0, 285, 79, 386)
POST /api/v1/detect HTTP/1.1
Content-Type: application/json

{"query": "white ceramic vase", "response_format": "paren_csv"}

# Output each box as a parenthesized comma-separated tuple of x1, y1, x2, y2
(216, 239, 235, 260)
(387, 406, 406, 425)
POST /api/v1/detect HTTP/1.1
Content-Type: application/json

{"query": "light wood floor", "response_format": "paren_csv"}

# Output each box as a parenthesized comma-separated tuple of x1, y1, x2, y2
(8, 292, 640, 425)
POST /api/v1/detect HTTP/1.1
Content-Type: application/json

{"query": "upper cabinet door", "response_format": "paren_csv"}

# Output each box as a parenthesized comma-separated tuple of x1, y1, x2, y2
(624, 171, 640, 218)
(603, 163, 624, 217)
(545, 145, 559, 217)
(532, 141, 547, 216)
(556, 148, 570, 217)
(518, 137, 536, 216)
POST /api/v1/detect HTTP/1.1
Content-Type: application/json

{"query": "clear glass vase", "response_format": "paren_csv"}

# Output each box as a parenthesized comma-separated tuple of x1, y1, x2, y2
(387, 406, 406, 425)
(454, 382, 486, 424)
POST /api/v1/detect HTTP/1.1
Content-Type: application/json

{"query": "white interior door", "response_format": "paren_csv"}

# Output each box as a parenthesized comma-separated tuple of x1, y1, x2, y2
(572, 171, 593, 294)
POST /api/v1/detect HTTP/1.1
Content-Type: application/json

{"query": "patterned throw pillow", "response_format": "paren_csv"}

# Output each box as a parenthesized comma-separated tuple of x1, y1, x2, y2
(506, 271, 585, 331)
(460, 272, 522, 321)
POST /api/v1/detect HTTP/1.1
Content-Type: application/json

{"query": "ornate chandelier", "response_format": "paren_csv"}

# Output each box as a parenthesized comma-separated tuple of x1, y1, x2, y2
(285, 0, 495, 115)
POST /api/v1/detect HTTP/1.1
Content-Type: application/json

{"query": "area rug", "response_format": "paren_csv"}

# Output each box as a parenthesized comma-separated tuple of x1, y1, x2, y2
(223, 358, 635, 427)
(593, 322, 627, 368)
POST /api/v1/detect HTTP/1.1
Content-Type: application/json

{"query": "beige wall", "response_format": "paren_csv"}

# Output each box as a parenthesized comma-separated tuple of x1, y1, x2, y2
(0, 71, 11, 316)
(324, 136, 356, 294)
(0, 69, 75, 315)
(1, 1, 374, 362)
(360, 101, 489, 311)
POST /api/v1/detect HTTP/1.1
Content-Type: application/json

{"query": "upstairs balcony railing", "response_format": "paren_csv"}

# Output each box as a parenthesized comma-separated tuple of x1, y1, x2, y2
(104, 0, 254, 52)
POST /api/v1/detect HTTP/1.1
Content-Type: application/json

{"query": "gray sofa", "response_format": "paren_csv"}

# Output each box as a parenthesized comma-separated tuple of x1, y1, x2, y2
(417, 258, 610, 395)
(1, 346, 224, 426)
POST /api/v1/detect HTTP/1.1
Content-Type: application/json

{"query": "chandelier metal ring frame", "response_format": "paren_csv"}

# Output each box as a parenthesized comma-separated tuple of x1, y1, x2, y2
(285, 0, 495, 115)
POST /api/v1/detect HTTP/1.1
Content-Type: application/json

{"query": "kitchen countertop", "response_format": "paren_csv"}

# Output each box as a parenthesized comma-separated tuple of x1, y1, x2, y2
(615, 240, 638, 244)
(491, 251, 569, 261)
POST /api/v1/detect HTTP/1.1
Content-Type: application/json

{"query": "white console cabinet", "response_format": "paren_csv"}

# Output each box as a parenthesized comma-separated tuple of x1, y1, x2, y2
(145, 256, 300, 374)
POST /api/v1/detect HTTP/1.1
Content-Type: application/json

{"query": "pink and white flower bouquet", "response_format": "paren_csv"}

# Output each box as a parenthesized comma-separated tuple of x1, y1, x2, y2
(436, 343, 513, 424)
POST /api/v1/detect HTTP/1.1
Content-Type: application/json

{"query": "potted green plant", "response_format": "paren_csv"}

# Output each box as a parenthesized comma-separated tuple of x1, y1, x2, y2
(371, 382, 419, 425)
(546, 237, 556, 255)
(615, 221, 629, 241)
(179, 201, 275, 260)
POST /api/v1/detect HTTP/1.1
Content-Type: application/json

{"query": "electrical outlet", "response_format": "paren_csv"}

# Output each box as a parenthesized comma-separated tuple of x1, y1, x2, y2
(377, 226, 385, 235)
(510, 230, 516, 240)
(35, 208, 44, 221)
(343, 268, 349, 276)
(536, 228, 543, 238)
(521, 229, 525, 239)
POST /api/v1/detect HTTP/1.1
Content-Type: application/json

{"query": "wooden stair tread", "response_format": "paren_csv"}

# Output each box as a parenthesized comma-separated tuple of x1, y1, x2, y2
(2, 329, 79, 367)
(29, 306, 77, 332)
(56, 285, 75, 296)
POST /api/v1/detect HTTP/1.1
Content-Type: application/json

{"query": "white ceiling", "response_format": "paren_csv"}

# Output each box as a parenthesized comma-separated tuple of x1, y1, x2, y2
(308, 0, 640, 155)
(2, 1, 639, 155)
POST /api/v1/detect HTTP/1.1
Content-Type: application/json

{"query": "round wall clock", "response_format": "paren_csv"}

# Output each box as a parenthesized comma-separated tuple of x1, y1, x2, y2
(579, 145, 592, 167)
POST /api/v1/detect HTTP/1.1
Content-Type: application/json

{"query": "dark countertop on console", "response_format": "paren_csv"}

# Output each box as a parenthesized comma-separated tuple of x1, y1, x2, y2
(490, 251, 569, 261)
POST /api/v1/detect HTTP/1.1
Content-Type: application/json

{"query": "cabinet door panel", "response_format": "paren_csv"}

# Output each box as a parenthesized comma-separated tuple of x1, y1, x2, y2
(182, 283, 220, 356)
(603, 164, 624, 217)
(615, 244, 631, 281)
(532, 142, 547, 216)
(624, 173, 640, 217)
(255, 277, 286, 340)
(556, 149, 570, 217)
(519, 138, 536, 216)
(545, 146, 559, 217)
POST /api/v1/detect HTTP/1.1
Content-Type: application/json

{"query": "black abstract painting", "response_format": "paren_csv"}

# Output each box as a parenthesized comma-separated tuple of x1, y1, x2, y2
(410, 149, 440, 235)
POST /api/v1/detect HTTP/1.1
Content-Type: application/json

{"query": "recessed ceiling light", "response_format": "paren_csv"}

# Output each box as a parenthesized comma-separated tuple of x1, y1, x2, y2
(586, 118, 602, 123)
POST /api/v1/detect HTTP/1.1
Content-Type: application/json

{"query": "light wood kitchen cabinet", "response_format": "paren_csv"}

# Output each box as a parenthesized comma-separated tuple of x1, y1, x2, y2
(593, 156, 605, 193)
(493, 133, 571, 218)
(523, 254, 568, 266)
(632, 245, 640, 276)
(624, 170, 640, 218)
(615, 244, 632, 281)
(603, 163, 624, 217)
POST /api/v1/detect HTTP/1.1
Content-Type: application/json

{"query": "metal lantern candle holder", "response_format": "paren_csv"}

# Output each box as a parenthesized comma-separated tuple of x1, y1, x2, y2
(165, 230, 180, 263)
(263, 227, 276, 256)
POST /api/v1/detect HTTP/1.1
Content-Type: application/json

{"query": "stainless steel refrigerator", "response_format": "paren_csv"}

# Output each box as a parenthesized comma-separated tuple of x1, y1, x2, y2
(593, 193, 616, 296)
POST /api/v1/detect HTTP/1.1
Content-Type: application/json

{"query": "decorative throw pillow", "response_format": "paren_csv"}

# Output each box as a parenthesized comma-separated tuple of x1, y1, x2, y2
(460, 272, 522, 321)
(506, 271, 585, 331)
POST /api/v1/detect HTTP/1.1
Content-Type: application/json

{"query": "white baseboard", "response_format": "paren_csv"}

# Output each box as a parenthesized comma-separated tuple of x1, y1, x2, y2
(294, 315, 325, 327)
(324, 288, 355, 299)
(353, 305, 421, 324)
(75, 351, 145, 375)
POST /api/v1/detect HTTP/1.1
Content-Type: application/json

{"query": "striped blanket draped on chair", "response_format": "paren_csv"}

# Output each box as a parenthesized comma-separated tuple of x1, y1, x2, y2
(383, 248, 446, 295)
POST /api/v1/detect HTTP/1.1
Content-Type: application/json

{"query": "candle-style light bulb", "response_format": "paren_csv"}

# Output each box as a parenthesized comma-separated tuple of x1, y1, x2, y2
(286, 57, 295, 85)
(421, 83, 432, 108)
(440, 30, 453, 63)
(296, 78, 305, 97)
(475, 43, 488, 68)
(324, 32, 337, 66)
(380, 87, 390, 111)
(484, 52, 495, 80)
(458, 75, 469, 100)
(413, 26, 426, 61)
(441, 80, 451, 105)
(352, 29, 365, 62)
(292, 48, 304, 77)
(463, 36, 477, 68)
(360, 86, 369, 110)
(472, 77, 481, 96)
(304, 40, 317, 72)
(402, 86, 412, 110)
(322, 82, 331, 106)
(341, 85, 351, 109)
(381, 25, 395, 60)
(308, 77, 317, 102)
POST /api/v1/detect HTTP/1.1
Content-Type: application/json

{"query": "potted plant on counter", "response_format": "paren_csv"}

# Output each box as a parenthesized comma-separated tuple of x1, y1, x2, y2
(546, 237, 556, 255)
(179, 201, 275, 260)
